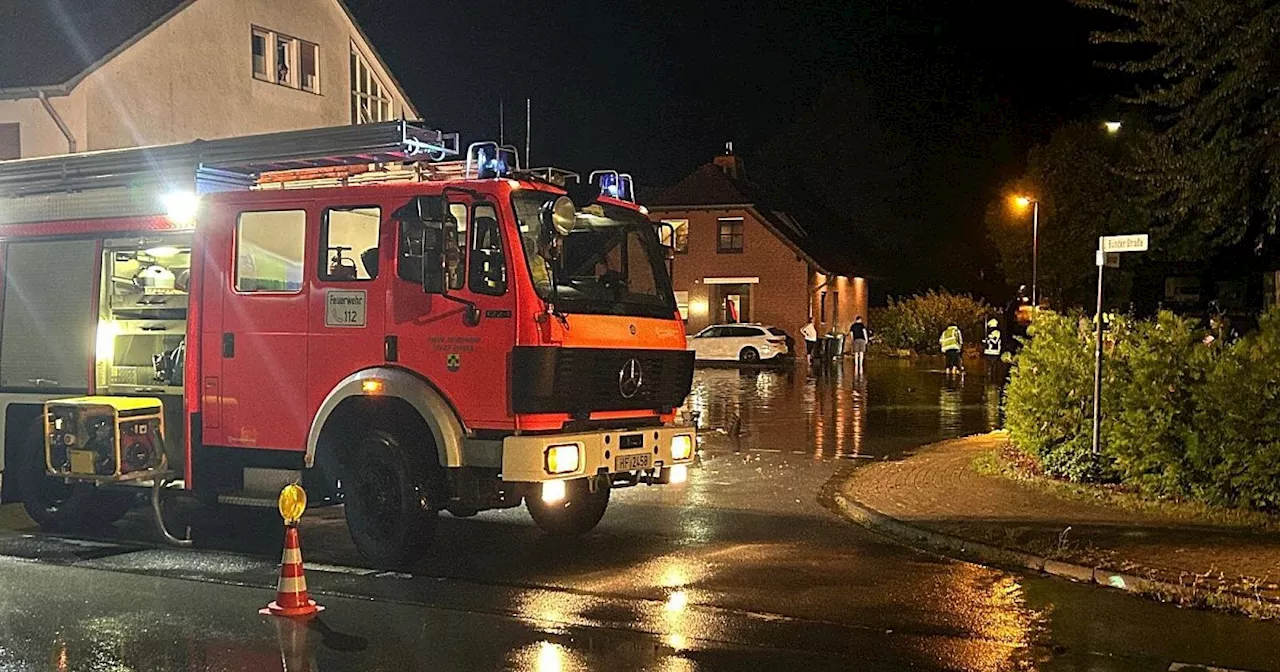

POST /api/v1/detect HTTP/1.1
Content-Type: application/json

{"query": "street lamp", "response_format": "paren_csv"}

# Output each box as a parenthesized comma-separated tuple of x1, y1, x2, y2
(1012, 195, 1040, 307)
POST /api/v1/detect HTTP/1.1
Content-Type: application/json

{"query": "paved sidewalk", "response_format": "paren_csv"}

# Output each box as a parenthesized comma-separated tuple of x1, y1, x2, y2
(841, 433, 1280, 611)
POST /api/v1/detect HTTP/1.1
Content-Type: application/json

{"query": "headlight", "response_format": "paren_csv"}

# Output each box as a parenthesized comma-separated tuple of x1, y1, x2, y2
(671, 434, 694, 461)
(545, 444, 581, 474)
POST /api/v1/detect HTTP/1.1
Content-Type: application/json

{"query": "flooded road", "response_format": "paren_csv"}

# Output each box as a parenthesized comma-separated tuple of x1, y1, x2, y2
(0, 359, 1276, 671)
(685, 357, 1000, 459)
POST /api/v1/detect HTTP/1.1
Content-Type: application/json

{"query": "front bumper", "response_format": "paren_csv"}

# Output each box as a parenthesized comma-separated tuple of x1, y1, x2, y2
(501, 424, 696, 483)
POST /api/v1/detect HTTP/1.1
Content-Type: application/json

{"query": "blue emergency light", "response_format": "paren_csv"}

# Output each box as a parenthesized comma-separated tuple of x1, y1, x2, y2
(466, 142, 520, 179)
(589, 170, 634, 202)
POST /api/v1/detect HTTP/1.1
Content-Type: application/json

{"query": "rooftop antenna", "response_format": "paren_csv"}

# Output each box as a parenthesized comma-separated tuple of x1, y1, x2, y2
(499, 98, 505, 145)
(525, 98, 531, 166)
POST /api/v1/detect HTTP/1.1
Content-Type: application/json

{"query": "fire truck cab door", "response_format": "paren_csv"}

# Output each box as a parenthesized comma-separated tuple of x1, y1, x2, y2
(211, 208, 312, 450)
(390, 197, 515, 428)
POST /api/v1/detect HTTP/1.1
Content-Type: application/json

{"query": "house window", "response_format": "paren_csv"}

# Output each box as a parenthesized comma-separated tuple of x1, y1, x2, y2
(251, 27, 318, 93)
(674, 290, 690, 322)
(0, 123, 19, 160)
(351, 44, 393, 123)
(251, 29, 269, 79)
(300, 41, 319, 92)
(275, 35, 293, 84)
(660, 219, 689, 254)
(717, 217, 744, 253)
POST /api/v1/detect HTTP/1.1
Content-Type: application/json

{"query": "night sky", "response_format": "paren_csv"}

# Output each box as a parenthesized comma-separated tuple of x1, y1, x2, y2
(346, 0, 1116, 298)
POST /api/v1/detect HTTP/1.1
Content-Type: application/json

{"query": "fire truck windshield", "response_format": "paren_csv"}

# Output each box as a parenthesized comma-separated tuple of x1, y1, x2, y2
(511, 192, 677, 319)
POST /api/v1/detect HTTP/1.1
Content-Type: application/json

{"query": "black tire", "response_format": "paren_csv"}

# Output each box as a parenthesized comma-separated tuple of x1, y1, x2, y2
(739, 347, 761, 363)
(526, 477, 610, 536)
(342, 428, 439, 568)
(19, 421, 136, 532)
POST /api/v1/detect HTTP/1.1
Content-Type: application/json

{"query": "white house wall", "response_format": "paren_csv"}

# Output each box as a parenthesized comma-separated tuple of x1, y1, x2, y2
(1, 0, 415, 158)
(0, 90, 88, 158)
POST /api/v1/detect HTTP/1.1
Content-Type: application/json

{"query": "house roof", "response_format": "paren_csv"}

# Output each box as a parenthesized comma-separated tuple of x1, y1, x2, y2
(0, 0, 194, 93)
(647, 162, 862, 277)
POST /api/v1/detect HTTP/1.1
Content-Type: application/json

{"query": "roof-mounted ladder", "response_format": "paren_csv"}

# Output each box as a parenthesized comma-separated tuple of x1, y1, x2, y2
(0, 121, 458, 198)
(0, 121, 458, 225)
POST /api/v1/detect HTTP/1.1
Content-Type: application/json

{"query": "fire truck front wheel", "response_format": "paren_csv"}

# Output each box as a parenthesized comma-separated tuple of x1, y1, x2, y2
(19, 422, 135, 531)
(342, 428, 440, 567)
(526, 477, 611, 536)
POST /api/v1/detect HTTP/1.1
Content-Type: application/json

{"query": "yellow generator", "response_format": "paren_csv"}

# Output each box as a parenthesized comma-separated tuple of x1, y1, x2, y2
(45, 397, 166, 481)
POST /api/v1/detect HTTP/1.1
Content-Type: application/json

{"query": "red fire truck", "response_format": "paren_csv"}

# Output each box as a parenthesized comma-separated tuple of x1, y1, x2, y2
(0, 122, 695, 565)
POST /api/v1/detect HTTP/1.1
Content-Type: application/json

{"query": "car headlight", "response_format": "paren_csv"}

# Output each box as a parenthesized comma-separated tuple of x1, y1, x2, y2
(545, 444, 581, 474)
(671, 434, 694, 461)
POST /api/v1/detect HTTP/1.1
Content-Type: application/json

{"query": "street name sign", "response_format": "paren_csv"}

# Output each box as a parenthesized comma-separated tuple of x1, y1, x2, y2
(1100, 234, 1149, 253)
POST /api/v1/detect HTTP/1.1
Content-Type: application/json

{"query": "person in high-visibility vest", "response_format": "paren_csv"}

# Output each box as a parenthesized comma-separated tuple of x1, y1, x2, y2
(983, 318, 1003, 382)
(940, 324, 963, 374)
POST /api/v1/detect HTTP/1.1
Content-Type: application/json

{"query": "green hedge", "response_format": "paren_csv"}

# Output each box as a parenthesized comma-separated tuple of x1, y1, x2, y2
(869, 290, 992, 353)
(1005, 309, 1280, 511)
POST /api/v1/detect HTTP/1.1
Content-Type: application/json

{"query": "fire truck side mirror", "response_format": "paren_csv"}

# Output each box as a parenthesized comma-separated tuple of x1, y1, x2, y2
(395, 196, 450, 294)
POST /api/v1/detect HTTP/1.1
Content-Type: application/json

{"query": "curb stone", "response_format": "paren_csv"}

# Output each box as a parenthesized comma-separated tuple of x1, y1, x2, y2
(831, 491, 1278, 618)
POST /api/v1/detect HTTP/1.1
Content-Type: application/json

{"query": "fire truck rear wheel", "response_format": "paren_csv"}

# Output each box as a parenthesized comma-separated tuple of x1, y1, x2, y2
(526, 477, 611, 536)
(19, 422, 136, 532)
(342, 428, 439, 567)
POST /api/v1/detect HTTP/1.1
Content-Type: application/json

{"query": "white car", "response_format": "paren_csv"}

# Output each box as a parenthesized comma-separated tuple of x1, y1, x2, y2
(688, 324, 790, 363)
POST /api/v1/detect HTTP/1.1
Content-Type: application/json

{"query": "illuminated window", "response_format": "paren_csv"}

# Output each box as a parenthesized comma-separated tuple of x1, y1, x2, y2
(351, 44, 394, 123)
(674, 290, 690, 321)
(717, 217, 744, 253)
(236, 210, 305, 293)
(320, 207, 380, 281)
(660, 219, 689, 254)
(447, 203, 469, 290)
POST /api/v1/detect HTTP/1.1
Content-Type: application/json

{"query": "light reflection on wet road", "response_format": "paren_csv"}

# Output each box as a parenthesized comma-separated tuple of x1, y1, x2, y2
(0, 359, 1277, 671)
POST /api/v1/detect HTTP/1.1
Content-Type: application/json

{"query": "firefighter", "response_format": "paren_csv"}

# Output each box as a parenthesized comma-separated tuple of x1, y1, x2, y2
(983, 319, 1003, 382)
(940, 324, 963, 374)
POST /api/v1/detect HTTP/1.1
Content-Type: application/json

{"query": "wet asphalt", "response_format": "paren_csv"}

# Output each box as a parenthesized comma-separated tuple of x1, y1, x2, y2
(0, 359, 1278, 671)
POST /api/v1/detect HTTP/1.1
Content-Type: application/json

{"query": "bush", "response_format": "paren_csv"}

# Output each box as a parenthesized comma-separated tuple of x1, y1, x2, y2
(869, 289, 992, 353)
(1004, 308, 1280, 512)
(1188, 312, 1280, 510)
(1004, 311, 1114, 483)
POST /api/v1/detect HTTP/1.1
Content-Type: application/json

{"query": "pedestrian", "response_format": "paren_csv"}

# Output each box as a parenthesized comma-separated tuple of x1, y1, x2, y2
(939, 323, 963, 374)
(983, 318, 1002, 382)
(801, 318, 818, 366)
(849, 315, 870, 372)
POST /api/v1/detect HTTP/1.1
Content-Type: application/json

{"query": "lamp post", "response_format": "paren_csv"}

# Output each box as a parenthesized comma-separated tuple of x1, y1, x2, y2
(1013, 196, 1040, 307)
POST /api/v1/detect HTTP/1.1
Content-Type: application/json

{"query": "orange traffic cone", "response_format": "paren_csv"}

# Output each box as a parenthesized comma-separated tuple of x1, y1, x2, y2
(260, 525, 324, 619)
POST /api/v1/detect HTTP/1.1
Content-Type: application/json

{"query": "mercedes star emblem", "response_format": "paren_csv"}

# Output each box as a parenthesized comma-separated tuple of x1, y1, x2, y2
(618, 358, 644, 399)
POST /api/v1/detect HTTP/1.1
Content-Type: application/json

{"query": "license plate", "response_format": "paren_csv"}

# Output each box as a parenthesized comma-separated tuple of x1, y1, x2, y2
(615, 452, 653, 472)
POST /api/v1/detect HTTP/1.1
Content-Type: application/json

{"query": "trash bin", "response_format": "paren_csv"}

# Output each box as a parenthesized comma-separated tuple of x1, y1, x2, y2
(823, 334, 844, 359)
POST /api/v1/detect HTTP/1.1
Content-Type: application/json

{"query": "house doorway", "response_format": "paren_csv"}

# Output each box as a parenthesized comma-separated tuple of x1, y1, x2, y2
(713, 283, 752, 323)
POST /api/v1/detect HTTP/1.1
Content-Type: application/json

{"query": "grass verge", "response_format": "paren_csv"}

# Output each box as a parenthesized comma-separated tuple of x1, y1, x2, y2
(971, 444, 1280, 533)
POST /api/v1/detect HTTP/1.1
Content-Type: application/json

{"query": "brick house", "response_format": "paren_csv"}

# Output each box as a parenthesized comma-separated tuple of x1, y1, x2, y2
(647, 150, 868, 340)
(0, 0, 416, 160)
